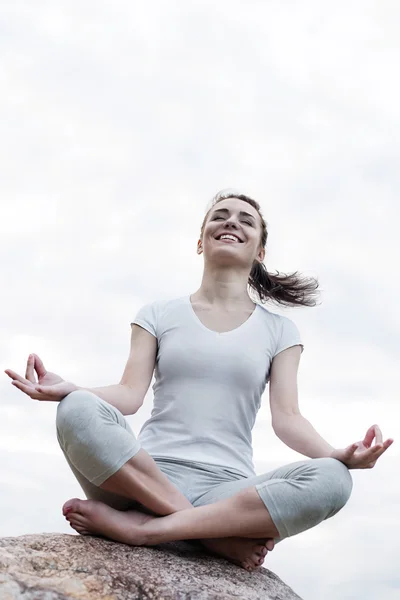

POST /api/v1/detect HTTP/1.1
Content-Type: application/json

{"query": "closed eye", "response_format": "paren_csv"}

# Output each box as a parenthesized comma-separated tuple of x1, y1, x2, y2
(213, 216, 253, 226)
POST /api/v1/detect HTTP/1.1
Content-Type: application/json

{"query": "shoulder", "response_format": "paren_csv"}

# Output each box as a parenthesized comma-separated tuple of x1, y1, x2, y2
(256, 303, 297, 331)
(256, 303, 303, 356)
(137, 295, 186, 310)
(131, 295, 187, 337)
(136, 295, 188, 323)
(257, 303, 299, 327)
(151, 295, 188, 314)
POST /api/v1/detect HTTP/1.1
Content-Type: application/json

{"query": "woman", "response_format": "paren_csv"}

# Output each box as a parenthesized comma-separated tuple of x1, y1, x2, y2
(5, 191, 393, 572)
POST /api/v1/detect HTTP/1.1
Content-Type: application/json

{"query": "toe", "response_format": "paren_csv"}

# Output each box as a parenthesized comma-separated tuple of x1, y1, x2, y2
(253, 548, 267, 565)
(63, 498, 83, 516)
(70, 523, 88, 535)
(75, 526, 90, 535)
(250, 552, 264, 568)
(69, 515, 88, 527)
(243, 561, 255, 572)
(254, 543, 266, 556)
(265, 538, 275, 551)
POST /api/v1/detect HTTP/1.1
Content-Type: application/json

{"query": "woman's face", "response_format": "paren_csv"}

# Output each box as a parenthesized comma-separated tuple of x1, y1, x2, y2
(198, 198, 265, 267)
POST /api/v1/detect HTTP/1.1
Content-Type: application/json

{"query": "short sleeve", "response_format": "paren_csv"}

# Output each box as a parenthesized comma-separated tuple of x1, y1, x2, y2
(273, 316, 304, 358)
(130, 301, 158, 338)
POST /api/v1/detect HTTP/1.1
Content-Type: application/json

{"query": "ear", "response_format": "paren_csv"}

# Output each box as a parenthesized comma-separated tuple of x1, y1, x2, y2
(197, 239, 203, 254)
(257, 247, 265, 262)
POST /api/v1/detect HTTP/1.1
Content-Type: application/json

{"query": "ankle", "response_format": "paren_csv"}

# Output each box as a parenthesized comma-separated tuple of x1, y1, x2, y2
(174, 494, 194, 511)
(166, 496, 193, 514)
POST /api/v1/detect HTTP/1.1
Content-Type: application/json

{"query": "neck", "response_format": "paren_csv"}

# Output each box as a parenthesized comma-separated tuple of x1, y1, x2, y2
(192, 265, 254, 308)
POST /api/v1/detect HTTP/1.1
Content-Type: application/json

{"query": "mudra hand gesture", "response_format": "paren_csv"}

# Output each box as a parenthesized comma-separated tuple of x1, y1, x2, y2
(330, 425, 393, 469)
(5, 353, 78, 402)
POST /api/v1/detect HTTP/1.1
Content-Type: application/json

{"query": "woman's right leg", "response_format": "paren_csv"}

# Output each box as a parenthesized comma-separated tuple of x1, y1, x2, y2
(56, 390, 192, 515)
(58, 401, 273, 569)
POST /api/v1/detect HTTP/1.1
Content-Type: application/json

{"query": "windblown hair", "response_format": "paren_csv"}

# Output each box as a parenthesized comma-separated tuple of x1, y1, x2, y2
(200, 190, 321, 308)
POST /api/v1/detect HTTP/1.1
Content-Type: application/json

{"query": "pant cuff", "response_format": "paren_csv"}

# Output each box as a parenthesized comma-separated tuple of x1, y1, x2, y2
(255, 480, 290, 540)
(90, 442, 141, 487)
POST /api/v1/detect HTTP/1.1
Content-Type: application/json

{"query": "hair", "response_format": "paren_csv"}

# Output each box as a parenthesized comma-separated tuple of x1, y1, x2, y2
(199, 190, 321, 308)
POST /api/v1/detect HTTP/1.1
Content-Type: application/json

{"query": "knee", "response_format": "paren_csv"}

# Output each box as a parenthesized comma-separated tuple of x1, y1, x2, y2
(316, 457, 353, 513)
(56, 390, 99, 436)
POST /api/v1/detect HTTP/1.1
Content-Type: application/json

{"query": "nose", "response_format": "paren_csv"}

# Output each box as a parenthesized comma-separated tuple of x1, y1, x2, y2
(223, 219, 239, 229)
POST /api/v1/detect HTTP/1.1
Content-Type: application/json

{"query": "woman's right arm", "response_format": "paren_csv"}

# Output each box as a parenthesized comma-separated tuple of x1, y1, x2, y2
(5, 325, 157, 416)
(79, 324, 157, 416)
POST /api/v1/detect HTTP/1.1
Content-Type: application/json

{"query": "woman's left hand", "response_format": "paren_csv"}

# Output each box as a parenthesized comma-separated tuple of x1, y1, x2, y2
(330, 424, 394, 469)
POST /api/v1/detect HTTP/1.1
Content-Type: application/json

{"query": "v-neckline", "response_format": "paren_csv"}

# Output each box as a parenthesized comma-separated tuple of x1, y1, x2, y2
(187, 295, 259, 336)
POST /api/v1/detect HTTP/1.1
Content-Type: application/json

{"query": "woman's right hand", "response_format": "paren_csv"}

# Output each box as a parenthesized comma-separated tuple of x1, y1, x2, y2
(4, 353, 78, 402)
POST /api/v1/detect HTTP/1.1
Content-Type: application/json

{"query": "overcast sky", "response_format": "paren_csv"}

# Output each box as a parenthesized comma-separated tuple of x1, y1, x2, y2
(1, 2, 399, 598)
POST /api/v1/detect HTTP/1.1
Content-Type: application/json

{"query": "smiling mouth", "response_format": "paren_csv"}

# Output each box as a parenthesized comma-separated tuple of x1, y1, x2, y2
(215, 235, 243, 243)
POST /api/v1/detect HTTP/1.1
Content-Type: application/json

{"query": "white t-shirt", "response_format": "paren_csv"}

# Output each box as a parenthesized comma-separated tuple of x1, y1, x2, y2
(131, 295, 303, 477)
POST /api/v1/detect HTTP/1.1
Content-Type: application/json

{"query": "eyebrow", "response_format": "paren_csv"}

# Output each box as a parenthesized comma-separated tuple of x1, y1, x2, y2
(212, 208, 256, 221)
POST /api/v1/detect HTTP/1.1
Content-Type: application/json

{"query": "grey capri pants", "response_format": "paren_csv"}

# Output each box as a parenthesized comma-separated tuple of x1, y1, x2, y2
(56, 391, 353, 542)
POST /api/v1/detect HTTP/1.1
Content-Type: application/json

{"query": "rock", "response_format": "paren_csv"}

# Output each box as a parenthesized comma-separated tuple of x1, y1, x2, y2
(0, 533, 302, 599)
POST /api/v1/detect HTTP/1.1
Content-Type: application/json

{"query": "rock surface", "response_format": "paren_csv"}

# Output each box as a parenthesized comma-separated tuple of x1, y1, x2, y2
(0, 533, 302, 599)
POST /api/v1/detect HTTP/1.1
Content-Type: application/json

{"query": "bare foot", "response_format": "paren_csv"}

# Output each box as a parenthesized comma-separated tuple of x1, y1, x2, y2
(200, 537, 275, 571)
(62, 497, 154, 546)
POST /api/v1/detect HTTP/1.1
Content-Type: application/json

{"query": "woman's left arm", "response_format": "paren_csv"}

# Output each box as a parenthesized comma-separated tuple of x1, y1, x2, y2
(269, 346, 394, 469)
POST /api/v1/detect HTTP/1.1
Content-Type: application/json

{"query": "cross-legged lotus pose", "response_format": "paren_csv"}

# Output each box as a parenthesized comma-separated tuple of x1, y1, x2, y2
(6, 191, 394, 572)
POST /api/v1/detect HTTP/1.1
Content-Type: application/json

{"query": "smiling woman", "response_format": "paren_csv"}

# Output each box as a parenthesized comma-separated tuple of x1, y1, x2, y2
(198, 190, 320, 308)
(5, 189, 393, 574)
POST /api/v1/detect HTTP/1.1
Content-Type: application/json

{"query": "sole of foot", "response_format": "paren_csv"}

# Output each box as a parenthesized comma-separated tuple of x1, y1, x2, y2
(63, 497, 153, 546)
(201, 537, 275, 571)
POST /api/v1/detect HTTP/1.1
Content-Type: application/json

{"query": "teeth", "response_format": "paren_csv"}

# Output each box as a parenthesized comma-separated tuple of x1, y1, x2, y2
(218, 235, 240, 242)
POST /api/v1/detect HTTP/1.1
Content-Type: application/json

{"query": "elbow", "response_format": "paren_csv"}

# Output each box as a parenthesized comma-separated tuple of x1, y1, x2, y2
(120, 383, 144, 416)
(127, 396, 145, 416)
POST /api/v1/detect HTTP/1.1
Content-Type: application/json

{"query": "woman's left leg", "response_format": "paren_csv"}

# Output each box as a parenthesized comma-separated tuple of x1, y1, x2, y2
(192, 458, 353, 543)
(137, 456, 353, 545)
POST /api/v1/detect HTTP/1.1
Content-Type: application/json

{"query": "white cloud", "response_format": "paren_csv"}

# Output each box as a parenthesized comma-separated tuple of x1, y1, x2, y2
(1, 2, 399, 599)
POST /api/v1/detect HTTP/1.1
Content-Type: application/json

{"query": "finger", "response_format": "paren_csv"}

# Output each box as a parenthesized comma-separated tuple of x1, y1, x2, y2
(6, 369, 32, 385)
(345, 443, 358, 458)
(351, 445, 381, 466)
(370, 445, 384, 458)
(32, 354, 47, 379)
(363, 444, 384, 459)
(364, 441, 394, 468)
(372, 438, 393, 452)
(5, 369, 19, 381)
(374, 425, 383, 445)
(25, 355, 37, 384)
(11, 380, 41, 399)
(374, 439, 394, 456)
(365, 441, 391, 463)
